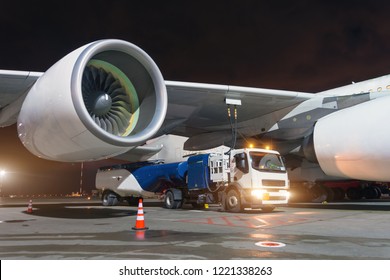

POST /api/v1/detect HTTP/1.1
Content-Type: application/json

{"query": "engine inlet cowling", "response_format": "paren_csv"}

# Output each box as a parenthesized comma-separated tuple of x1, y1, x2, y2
(17, 40, 167, 162)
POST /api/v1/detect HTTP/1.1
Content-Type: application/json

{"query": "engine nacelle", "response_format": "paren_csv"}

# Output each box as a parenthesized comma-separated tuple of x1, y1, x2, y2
(312, 95, 390, 181)
(17, 40, 167, 161)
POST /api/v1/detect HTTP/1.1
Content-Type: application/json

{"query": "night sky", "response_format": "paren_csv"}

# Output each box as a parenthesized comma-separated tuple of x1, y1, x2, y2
(1, 0, 390, 194)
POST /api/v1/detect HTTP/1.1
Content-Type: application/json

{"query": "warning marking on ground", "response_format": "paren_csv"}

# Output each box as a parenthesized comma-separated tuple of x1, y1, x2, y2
(178, 214, 307, 229)
(255, 241, 286, 248)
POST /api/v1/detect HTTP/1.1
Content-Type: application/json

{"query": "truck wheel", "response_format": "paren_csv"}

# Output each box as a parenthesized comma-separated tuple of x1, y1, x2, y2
(226, 189, 243, 213)
(164, 191, 182, 209)
(102, 192, 119, 206)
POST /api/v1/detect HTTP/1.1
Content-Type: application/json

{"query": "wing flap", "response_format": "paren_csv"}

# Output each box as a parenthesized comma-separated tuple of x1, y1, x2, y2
(164, 81, 314, 138)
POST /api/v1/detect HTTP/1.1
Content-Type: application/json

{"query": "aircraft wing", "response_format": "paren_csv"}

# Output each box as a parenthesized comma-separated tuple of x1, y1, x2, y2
(163, 81, 314, 149)
(0, 70, 42, 126)
(0, 69, 314, 151)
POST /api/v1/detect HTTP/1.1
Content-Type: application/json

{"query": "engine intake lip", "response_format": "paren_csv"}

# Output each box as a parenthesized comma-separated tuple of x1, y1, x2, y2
(71, 39, 167, 147)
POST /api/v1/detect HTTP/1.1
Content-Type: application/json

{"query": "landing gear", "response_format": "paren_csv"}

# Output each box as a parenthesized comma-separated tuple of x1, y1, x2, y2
(308, 184, 328, 203)
(345, 187, 362, 200)
(332, 187, 346, 201)
(291, 181, 385, 202)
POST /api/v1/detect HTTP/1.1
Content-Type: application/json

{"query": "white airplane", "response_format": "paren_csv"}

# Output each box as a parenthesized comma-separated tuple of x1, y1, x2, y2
(1, 39, 390, 199)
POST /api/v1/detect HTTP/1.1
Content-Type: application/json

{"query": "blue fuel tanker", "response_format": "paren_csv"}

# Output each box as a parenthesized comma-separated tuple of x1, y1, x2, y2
(96, 148, 290, 212)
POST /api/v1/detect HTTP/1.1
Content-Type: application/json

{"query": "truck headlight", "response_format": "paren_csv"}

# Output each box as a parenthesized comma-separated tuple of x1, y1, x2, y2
(251, 190, 267, 199)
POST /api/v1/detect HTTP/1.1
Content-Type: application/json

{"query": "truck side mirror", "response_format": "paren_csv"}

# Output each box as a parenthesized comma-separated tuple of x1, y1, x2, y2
(234, 153, 249, 173)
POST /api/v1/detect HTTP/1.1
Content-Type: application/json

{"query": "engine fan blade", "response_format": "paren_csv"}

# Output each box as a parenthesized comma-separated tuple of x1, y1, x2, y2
(82, 59, 139, 137)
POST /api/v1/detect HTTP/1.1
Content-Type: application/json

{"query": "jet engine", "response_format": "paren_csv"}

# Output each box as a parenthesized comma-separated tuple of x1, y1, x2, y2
(17, 39, 167, 161)
(310, 96, 390, 181)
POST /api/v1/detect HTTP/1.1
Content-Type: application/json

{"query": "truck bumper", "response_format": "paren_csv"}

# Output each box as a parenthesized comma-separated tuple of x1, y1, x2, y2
(241, 189, 289, 208)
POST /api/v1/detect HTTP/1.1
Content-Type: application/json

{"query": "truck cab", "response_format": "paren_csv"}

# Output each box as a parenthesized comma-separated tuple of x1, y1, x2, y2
(224, 148, 289, 212)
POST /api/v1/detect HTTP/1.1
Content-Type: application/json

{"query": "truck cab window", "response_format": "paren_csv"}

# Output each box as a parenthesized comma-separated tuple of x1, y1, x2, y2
(234, 152, 249, 173)
(250, 152, 286, 173)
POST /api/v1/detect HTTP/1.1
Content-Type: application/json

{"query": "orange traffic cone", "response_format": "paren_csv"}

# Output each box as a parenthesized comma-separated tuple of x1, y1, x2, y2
(132, 198, 149, 230)
(27, 200, 33, 213)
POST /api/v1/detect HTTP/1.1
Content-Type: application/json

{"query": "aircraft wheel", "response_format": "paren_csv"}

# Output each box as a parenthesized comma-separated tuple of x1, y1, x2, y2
(374, 186, 382, 198)
(226, 189, 243, 213)
(363, 187, 379, 199)
(346, 187, 363, 200)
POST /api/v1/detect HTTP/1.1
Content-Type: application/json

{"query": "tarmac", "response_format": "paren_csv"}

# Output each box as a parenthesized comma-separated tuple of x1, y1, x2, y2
(1, 197, 390, 259)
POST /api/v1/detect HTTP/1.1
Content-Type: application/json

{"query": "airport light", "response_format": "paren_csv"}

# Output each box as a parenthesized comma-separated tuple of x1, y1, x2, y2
(0, 170, 5, 195)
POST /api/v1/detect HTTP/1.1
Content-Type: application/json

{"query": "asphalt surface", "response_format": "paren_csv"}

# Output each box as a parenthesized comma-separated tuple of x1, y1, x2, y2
(1, 197, 390, 259)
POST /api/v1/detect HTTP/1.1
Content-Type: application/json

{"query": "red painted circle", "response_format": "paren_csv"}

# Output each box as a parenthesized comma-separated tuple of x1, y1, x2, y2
(255, 241, 286, 248)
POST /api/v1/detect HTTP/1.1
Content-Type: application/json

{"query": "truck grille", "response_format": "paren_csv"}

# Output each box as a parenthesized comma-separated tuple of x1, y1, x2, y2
(262, 179, 285, 187)
(269, 196, 288, 201)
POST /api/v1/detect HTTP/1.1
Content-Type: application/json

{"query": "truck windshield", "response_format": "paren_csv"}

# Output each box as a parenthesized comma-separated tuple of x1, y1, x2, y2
(249, 152, 286, 173)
